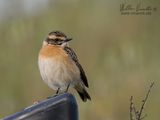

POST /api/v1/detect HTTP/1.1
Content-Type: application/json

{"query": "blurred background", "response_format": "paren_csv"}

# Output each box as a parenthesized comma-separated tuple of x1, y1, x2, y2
(0, 0, 160, 119)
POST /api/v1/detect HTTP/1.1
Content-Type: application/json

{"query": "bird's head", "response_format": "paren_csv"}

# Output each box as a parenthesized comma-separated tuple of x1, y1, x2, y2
(43, 31, 72, 47)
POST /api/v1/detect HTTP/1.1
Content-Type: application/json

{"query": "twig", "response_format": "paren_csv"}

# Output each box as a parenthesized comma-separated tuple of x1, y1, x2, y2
(133, 106, 139, 120)
(130, 96, 139, 120)
(137, 82, 154, 120)
(129, 82, 154, 120)
(130, 96, 134, 120)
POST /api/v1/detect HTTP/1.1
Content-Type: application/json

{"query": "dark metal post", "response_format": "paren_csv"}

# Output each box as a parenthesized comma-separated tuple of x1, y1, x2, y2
(3, 93, 78, 120)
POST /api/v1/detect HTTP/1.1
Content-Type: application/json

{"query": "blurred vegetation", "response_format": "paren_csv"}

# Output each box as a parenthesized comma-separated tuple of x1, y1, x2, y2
(0, 0, 160, 119)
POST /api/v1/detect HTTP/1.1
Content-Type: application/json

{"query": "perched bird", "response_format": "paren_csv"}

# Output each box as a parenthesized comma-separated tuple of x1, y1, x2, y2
(38, 31, 91, 102)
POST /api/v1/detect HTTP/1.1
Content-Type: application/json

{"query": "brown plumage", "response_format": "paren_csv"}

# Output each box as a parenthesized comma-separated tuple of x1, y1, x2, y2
(38, 31, 91, 102)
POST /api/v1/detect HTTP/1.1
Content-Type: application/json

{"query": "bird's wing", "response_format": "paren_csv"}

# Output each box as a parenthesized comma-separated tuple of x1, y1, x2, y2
(64, 47, 89, 87)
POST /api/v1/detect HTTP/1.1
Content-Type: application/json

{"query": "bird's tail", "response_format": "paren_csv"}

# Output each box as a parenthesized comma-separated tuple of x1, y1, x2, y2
(75, 85, 91, 102)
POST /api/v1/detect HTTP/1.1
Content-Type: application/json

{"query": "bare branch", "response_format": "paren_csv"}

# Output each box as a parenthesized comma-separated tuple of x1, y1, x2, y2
(129, 82, 154, 120)
(133, 106, 139, 120)
(138, 82, 154, 120)
(130, 96, 134, 120)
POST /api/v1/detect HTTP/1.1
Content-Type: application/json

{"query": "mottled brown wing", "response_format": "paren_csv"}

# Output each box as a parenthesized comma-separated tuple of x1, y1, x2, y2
(64, 47, 89, 87)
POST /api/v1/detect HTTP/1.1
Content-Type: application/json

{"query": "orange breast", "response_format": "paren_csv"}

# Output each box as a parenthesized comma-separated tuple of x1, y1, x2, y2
(39, 45, 68, 60)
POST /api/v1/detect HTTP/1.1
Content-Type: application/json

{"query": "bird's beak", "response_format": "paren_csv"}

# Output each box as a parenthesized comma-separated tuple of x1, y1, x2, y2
(65, 38, 72, 42)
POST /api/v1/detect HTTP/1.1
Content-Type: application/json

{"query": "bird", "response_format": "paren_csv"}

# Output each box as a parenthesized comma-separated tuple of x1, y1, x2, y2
(38, 31, 91, 102)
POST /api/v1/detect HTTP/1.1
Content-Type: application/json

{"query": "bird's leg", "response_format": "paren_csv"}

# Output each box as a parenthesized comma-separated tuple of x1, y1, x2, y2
(47, 88, 60, 99)
(56, 87, 60, 95)
(65, 84, 70, 93)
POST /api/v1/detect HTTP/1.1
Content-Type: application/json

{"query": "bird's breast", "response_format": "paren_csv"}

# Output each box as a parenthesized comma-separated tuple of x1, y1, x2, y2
(39, 45, 67, 59)
(38, 45, 80, 90)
